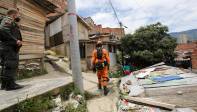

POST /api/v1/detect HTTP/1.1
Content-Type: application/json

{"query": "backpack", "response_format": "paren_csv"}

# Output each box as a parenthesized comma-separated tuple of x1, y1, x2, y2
(95, 47, 105, 70)
(97, 47, 103, 60)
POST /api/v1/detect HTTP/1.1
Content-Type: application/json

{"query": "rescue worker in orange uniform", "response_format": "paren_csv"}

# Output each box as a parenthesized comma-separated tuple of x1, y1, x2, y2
(91, 41, 110, 95)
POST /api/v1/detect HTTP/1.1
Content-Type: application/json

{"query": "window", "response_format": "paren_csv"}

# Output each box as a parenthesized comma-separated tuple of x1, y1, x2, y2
(108, 44, 112, 52)
(49, 31, 64, 47)
(80, 43, 86, 59)
(108, 44, 116, 53)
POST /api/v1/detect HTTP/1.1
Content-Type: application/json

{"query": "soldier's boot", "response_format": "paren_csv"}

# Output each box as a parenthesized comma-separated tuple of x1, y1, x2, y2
(103, 86, 109, 96)
(1, 79, 7, 90)
(5, 79, 23, 91)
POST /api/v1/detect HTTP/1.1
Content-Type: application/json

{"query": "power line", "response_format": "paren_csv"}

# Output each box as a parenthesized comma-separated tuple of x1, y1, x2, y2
(108, 0, 124, 28)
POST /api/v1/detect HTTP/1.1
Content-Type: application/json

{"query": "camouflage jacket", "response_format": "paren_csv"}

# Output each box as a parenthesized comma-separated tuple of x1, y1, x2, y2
(0, 16, 22, 48)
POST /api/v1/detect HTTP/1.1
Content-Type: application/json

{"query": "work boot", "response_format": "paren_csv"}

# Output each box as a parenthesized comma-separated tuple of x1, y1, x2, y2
(1, 80, 6, 90)
(103, 86, 109, 96)
(98, 84, 102, 90)
(5, 80, 23, 91)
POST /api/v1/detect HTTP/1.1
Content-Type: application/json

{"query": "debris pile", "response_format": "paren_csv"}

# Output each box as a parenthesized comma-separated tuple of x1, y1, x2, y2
(118, 63, 197, 112)
(52, 95, 64, 112)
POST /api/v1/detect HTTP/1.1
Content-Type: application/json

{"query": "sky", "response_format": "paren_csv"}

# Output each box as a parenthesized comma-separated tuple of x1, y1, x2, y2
(75, 0, 197, 34)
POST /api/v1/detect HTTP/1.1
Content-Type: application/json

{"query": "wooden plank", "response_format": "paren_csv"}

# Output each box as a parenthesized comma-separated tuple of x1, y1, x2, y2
(0, 0, 15, 9)
(17, 0, 46, 16)
(175, 108, 196, 112)
(123, 96, 176, 110)
(145, 84, 197, 97)
(19, 54, 43, 60)
(16, 0, 47, 55)
(149, 92, 197, 110)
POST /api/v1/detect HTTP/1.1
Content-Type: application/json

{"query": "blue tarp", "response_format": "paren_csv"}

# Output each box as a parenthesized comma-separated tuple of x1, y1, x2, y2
(152, 75, 183, 83)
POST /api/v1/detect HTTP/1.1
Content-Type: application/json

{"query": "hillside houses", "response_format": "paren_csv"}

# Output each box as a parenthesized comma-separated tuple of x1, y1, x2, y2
(0, 0, 125, 71)
(45, 13, 92, 71)
(46, 16, 125, 71)
(175, 41, 197, 69)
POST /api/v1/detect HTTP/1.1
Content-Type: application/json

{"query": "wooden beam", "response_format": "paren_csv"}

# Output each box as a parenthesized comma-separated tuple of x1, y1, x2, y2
(19, 54, 43, 60)
(145, 84, 197, 97)
(123, 96, 177, 110)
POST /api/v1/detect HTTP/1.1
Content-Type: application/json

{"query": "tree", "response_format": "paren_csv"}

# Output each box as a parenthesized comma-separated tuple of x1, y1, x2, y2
(120, 22, 177, 67)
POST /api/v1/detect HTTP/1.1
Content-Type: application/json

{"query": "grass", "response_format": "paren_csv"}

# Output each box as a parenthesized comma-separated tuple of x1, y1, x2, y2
(17, 68, 48, 80)
(0, 93, 55, 112)
(60, 83, 75, 100)
(61, 83, 96, 112)
(0, 76, 96, 112)
(109, 69, 124, 78)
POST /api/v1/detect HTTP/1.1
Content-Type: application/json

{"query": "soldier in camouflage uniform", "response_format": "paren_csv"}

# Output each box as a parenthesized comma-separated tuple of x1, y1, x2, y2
(0, 9, 23, 90)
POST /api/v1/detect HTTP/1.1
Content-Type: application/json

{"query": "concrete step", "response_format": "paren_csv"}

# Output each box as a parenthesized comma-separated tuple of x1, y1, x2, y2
(0, 72, 72, 111)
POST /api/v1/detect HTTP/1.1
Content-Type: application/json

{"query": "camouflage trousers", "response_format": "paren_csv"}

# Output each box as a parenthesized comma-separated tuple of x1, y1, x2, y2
(0, 46, 19, 81)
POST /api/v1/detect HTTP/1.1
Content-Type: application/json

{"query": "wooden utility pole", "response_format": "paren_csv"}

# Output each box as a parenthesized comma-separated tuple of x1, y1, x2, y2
(67, 0, 84, 94)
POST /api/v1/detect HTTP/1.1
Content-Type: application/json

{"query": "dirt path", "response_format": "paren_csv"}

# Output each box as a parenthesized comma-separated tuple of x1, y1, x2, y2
(82, 72, 119, 112)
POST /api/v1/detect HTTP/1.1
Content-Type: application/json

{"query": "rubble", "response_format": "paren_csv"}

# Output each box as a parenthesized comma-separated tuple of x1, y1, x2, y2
(52, 95, 64, 112)
(44, 50, 57, 56)
(45, 54, 71, 74)
(68, 93, 84, 108)
(118, 63, 197, 112)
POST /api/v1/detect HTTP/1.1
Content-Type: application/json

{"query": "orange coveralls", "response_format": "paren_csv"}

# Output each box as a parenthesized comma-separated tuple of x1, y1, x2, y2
(91, 48, 110, 87)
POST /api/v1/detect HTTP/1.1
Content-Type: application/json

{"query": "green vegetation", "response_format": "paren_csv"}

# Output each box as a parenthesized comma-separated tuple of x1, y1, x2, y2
(64, 101, 88, 112)
(60, 83, 75, 100)
(60, 82, 97, 100)
(60, 83, 96, 112)
(14, 94, 54, 112)
(1, 83, 94, 112)
(109, 69, 124, 78)
(120, 22, 177, 67)
(17, 68, 47, 80)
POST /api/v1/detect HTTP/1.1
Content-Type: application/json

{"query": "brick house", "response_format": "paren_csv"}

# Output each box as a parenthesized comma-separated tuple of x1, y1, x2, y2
(84, 17, 125, 67)
(45, 16, 125, 71)
(175, 41, 197, 69)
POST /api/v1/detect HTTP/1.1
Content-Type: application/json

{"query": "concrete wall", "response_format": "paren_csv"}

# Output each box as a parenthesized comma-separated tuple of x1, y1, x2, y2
(78, 22, 89, 40)
(50, 44, 66, 56)
(85, 43, 95, 69)
(109, 53, 117, 66)
(177, 34, 189, 44)
(49, 17, 62, 37)
(61, 13, 89, 42)
(46, 13, 91, 71)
